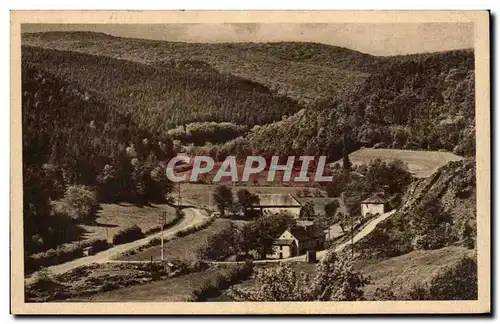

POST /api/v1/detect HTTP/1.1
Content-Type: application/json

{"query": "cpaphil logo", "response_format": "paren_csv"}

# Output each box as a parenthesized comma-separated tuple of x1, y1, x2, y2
(165, 155, 333, 183)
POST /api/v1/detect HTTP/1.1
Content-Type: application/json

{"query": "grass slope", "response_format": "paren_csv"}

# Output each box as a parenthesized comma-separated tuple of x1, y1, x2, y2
(117, 219, 232, 262)
(77, 203, 177, 243)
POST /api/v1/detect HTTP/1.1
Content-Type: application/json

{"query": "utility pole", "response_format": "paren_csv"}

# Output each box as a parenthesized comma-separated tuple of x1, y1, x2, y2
(178, 182, 181, 207)
(160, 212, 166, 261)
(351, 207, 354, 258)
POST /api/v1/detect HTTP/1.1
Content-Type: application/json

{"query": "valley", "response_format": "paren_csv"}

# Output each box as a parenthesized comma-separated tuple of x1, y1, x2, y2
(21, 31, 477, 303)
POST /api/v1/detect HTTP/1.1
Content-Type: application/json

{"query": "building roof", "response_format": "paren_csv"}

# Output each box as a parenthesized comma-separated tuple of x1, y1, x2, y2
(254, 193, 301, 207)
(361, 193, 389, 204)
(274, 239, 295, 246)
(289, 225, 325, 242)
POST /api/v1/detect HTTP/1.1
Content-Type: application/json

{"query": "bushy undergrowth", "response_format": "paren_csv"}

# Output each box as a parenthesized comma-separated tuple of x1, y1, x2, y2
(187, 261, 254, 301)
(112, 225, 145, 245)
(25, 238, 111, 274)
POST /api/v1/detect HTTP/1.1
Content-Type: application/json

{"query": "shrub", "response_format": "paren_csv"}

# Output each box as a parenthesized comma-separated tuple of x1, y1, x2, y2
(428, 256, 477, 300)
(59, 185, 99, 222)
(112, 225, 145, 245)
(143, 209, 184, 235)
(371, 284, 398, 301)
(190, 262, 254, 301)
(25, 245, 83, 274)
(24, 237, 116, 274)
(175, 217, 215, 238)
(90, 239, 110, 253)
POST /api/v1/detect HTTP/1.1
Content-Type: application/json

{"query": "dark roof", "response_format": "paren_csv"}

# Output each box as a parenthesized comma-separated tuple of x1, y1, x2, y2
(274, 239, 295, 246)
(289, 225, 325, 242)
(254, 193, 301, 207)
(361, 193, 389, 204)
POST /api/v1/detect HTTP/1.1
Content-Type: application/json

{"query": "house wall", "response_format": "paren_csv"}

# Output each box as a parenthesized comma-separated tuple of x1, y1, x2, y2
(268, 230, 298, 259)
(268, 244, 295, 259)
(361, 203, 385, 217)
(262, 207, 301, 217)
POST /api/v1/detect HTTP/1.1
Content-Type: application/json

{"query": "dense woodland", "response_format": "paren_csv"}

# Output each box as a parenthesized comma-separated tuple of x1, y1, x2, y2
(23, 32, 378, 103)
(247, 49, 475, 161)
(22, 46, 302, 129)
(22, 66, 175, 253)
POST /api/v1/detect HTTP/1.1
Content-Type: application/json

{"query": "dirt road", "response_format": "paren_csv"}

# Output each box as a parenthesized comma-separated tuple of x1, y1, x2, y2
(25, 207, 208, 285)
(199, 209, 397, 265)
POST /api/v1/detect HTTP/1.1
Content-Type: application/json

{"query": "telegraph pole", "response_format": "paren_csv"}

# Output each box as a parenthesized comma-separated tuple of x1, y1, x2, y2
(178, 182, 181, 207)
(160, 211, 166, 261)
(351, 208, 354, 258)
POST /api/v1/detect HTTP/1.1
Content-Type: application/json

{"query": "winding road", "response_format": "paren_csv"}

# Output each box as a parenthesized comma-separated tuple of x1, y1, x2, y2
(25, 207, 208, 285)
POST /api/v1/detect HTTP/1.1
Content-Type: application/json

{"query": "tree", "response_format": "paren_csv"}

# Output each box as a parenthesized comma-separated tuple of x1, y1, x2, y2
(239, 212, 296, 258)
(342, 133, 352, 174)
(334, 212, 349, 233)
(197, 223, 239, 261)
(236, 189, 260, 218)
(232, 250, 367, 301)
(324, 200, 340, 224)
(409, 194, 453, 249)
(213, 185, 234, 217)
(299, 201, 315, 220)
(460, 219, 476, 249)
(59, 185, 99, 222)
(313, 250, 368, 301)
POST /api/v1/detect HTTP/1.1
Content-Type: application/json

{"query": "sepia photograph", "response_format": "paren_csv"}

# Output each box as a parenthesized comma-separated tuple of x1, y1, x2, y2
(10, 10, 490, 314)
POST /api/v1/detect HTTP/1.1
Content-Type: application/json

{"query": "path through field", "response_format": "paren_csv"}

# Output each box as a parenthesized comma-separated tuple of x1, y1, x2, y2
(25, 207, 208, 285)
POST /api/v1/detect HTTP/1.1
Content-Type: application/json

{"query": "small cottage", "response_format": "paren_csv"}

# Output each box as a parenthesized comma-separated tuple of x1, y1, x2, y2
(360, 193, 389, 217)
(268, 223, 326, 259)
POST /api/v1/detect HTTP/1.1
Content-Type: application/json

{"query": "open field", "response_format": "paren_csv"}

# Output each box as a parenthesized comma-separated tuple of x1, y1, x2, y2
(180, 183, 319, 209)
(77, 203, 177, 243)
(117, 219, 233, 262)
(332, 148, 463, 178)
(69, 265, 240, 302)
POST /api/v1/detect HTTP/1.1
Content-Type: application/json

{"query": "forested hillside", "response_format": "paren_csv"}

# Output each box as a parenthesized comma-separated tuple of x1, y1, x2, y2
(22, 46, 301, 129)
(22, 65, 179, 253)
(22, 32, 376, 103)
(22, 32, 475, 163)
(246, 49, 475, 161)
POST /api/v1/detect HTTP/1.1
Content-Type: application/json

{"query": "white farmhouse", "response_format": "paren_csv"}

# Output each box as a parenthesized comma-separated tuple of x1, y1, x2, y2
(360, 193, 389, 218)
(268, 223, 326, 259)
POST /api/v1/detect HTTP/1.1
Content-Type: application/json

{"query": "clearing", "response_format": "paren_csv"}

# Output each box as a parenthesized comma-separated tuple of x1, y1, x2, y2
(77, 203, 178, 243)
(179, 183, 319, 209)
(117, 219, 233, 262)
(332, 148, 463, 178)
